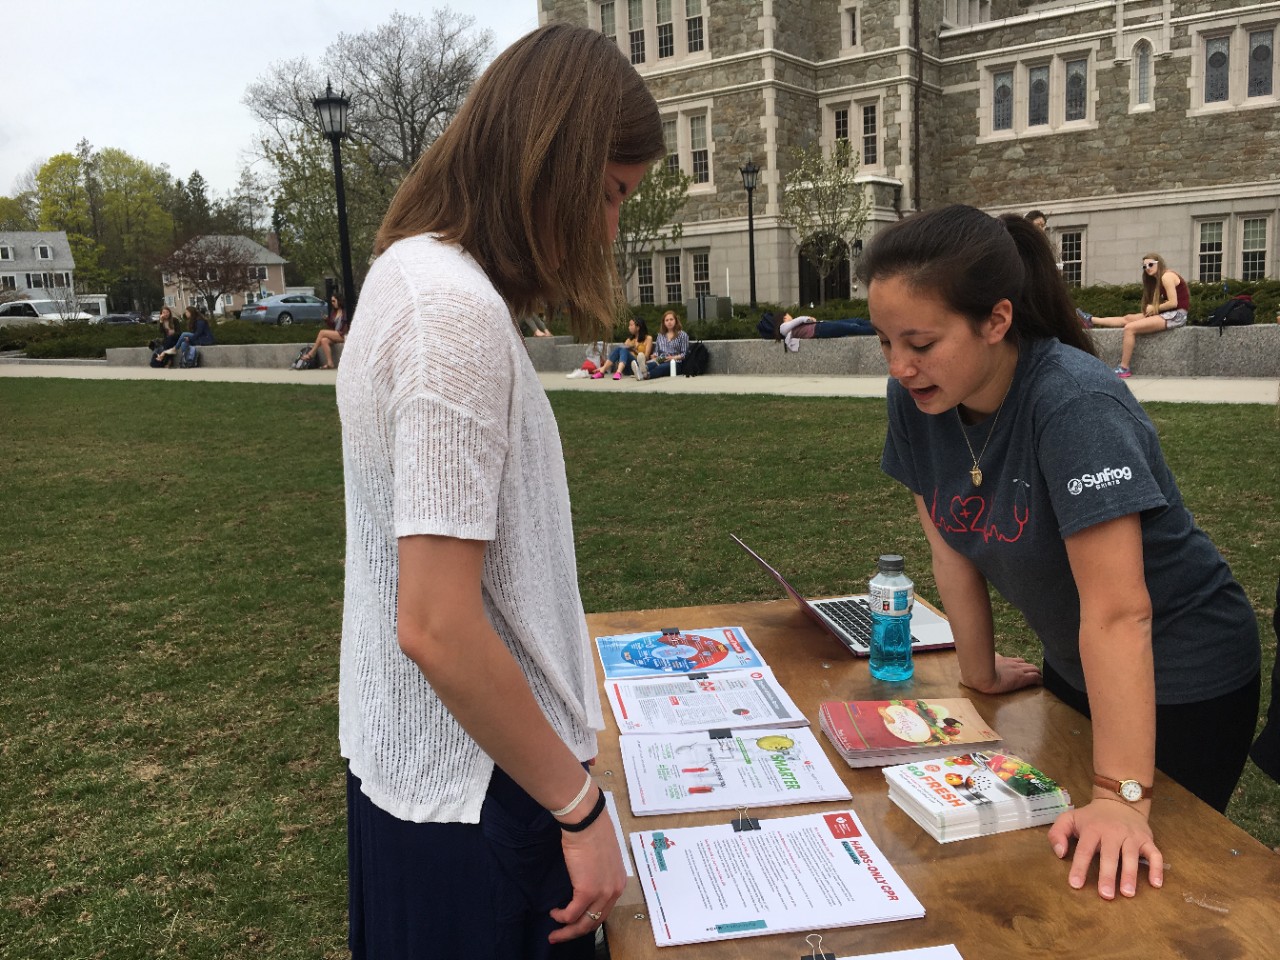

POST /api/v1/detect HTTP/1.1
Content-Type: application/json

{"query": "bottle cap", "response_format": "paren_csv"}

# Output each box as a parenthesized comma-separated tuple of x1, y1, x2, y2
(877, 554, 905, 572)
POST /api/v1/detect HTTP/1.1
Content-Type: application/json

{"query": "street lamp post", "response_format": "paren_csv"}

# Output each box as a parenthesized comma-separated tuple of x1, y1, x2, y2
(313, 81, 357, 314)
(739, 159, 760, 310)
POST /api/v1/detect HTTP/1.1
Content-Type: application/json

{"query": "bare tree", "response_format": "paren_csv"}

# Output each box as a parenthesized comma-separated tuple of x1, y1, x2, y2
(778, 140, 871, 303)
(614, 163, 691, 289)
(243, 8, 492, 180)
(159, 236, 259, 317)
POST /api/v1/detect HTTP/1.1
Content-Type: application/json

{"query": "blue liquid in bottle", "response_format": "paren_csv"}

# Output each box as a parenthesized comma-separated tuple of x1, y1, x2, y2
(869, 555, 914, 682)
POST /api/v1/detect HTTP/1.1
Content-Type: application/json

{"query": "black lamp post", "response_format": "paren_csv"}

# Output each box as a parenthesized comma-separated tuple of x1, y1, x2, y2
(313, 81, 357, 314)
(739, 159, 760, 309)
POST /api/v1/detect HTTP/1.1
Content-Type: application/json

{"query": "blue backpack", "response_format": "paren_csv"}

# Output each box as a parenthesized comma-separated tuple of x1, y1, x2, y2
(756, 311, 778, 340)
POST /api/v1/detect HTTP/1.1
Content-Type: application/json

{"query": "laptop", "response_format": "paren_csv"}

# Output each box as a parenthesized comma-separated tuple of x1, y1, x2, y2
(731, 534, 955, 658)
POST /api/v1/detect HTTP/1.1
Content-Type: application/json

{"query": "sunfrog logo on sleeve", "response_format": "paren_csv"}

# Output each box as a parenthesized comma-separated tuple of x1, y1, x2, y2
(1067, 465, 1133, 495)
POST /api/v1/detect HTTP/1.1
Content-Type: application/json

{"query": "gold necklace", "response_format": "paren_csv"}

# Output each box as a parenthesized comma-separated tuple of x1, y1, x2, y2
(956, 380, 1014, 488)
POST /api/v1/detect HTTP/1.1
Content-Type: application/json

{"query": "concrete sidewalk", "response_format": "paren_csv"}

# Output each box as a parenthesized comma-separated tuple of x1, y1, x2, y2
(1, 358, 1277, 404)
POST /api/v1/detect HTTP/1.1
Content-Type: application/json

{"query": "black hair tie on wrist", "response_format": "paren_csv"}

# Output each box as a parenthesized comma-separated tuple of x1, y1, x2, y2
(559, 787, 607, 833)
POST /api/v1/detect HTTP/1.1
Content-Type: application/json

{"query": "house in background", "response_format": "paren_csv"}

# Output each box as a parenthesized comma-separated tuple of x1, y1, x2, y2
(0, 231, 77, 302)
(542, 0, 1278, 306)
(161, 235, 288, 317)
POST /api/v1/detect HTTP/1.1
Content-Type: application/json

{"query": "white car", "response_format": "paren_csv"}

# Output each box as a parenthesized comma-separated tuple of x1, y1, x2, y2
(0, 299, 93, 324)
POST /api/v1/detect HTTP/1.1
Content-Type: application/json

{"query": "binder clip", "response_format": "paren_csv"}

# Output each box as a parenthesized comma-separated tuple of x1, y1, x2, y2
(731, 805, 760, 832)
(661, 627, 681, 636)
(803, 933, 836, 960)
(707, 728, 733, 740)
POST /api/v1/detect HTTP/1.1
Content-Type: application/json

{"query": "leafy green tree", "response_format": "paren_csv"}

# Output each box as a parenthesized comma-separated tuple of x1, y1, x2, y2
(0, 194, 39, 230)
(778, 139, 870, 304)
(93, 148, 175, 309)
(614, 162, 691, 288)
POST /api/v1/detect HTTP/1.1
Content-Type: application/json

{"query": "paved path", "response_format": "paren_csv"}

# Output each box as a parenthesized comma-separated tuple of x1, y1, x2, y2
(1, 358, 1277, 404)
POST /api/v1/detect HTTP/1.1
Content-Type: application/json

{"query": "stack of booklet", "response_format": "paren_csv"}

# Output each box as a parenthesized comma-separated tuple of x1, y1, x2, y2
(882, 751, 1073, 843)
(818, 697, 1002, 768)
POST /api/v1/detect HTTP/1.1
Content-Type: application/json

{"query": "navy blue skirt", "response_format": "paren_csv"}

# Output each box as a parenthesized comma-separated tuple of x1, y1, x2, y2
(347, 764, 597, 960)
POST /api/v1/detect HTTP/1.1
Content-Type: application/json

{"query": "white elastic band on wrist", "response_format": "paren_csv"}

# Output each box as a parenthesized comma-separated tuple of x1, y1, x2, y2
(550, 770, 594, 818)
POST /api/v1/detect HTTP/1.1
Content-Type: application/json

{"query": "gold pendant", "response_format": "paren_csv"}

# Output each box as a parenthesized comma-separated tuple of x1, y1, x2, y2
(970, 466, 983, 487)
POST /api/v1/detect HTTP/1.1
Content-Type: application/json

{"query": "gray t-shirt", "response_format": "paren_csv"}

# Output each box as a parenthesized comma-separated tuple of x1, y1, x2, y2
(881, 337, 1259, 704)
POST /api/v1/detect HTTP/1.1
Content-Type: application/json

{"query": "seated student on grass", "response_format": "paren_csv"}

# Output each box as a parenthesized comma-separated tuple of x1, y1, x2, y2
(777, 312, 873, 352)
(596, 316, 651, 379)
(861, 204, 1260, 902)
(632, 310, 687, 379)
(1075, 253, 1188, 379)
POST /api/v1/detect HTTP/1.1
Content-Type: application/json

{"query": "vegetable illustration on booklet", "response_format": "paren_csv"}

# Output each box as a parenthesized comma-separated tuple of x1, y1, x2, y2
(883, 751, 1072, 843)
(594, 626, 765, 680)
(818, 697, 1001, 768)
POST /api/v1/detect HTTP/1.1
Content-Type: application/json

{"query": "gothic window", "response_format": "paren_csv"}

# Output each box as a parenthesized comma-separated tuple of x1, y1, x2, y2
(1134, 40, 1152, 105)
(1065, 59, 1087, 121)
(1028, 65, 1049, 126)
(993, 71, 1013, 131)
(1205, 36, 1230, 103)
(1248, 29, 1274, 97)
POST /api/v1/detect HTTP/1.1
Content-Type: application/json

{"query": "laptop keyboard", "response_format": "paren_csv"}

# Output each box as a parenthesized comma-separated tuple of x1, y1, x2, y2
(815, 598, 875, 650)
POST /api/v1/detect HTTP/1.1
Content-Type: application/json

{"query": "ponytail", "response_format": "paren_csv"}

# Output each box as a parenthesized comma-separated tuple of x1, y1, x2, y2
(858, 205, 1095, 358)
(996, 214, 1096, 357)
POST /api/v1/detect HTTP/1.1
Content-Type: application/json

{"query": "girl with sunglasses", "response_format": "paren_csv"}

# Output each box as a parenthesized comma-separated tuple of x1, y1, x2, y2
(1075, 254, 1188, 378)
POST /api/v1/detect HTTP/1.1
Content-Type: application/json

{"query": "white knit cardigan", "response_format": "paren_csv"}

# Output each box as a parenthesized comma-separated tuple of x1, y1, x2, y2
(335, 235, 602, 824)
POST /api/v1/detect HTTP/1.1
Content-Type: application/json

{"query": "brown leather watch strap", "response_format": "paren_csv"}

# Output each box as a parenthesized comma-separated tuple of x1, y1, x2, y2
(1093, 773, 1154, 801)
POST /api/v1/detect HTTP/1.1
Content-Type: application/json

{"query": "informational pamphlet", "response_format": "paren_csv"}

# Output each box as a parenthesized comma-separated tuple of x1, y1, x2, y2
(819, 698, 1001, 768)
(883, 751, 1072, 843)
(621, 726, 851, 815)
(837, 948, 964, 960)
(595, 626, 766, 680)
(604, 666, 807, 733)
(629, 809, 924, 946)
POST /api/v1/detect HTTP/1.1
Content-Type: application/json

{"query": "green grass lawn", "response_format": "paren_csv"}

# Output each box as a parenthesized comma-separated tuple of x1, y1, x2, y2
(1, 380, 1276, 958)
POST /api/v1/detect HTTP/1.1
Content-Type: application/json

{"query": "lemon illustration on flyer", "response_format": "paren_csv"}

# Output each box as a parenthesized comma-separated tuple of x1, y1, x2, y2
(594, 626, 766, 680)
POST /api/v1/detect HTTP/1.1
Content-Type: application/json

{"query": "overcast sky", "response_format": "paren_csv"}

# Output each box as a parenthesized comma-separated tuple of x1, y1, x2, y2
(2, 0, 542, 199)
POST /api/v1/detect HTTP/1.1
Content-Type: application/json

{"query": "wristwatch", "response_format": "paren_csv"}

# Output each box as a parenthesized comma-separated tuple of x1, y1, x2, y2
(1093, 773, 1153, 802)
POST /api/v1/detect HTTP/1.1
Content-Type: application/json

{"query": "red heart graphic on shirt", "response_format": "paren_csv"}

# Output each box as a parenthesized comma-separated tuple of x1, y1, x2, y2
(950, 496, 986, 532)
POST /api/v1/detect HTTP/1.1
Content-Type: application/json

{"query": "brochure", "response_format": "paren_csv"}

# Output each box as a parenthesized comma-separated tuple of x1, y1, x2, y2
(621, 726, 851, 815)
(819, 697, 1001, 768)
(883, 751, 1072, 843)
(604, 666, 807, 733)
(595, 626, 766, 680)
(629, 808, 924, 946)
(838, 948, 964, 960)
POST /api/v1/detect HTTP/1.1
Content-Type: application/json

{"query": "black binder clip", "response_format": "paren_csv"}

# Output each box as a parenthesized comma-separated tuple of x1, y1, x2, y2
(685, 672, 709, 681)
(804, 933, 837, 960)
(707, 728, 733, 740)
(660, 627, 681, 636)
(731, 805, 760, 832)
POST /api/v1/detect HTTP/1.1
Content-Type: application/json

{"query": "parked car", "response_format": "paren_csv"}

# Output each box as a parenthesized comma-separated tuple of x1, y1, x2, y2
(239, 294, 327, 325)
(97, 313, 146, 325)
(0, 299, 93, 324)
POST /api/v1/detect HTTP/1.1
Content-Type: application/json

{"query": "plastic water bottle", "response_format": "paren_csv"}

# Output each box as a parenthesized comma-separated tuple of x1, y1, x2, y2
(669, 358, 678, 377)
(868, 555, 914, 682)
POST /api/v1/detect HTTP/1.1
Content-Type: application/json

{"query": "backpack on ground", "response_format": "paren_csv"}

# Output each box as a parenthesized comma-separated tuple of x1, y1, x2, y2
(682, 341, 710, 377)
(178, 343, 200, 369)
(291, 346, 318, 370)
(1204, 295, 1255, 335)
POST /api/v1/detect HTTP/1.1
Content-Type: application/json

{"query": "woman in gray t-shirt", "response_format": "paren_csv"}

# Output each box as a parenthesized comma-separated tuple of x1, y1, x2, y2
(859, 205, 1260, 904)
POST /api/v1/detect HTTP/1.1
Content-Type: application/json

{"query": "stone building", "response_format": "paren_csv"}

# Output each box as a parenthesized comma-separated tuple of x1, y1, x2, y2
(539, 0, 1279, 306)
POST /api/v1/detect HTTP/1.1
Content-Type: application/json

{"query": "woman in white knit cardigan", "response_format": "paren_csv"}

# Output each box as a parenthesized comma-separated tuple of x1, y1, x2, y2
(334, 24, 665, 960)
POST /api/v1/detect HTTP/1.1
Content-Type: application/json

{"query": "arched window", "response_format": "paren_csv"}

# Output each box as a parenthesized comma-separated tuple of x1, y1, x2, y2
(1133, 40, 1153, 106)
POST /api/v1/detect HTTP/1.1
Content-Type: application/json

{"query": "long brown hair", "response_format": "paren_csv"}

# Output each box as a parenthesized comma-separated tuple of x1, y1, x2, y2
(1140, 253, 1170, 313)
(375, 24, 664, 342)
(857, 204, 1096, 357)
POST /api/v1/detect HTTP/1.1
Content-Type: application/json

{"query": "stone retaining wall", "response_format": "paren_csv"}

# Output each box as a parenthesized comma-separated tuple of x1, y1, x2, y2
(527, 326, 1280, 379)
(105, 325, 1279, 378)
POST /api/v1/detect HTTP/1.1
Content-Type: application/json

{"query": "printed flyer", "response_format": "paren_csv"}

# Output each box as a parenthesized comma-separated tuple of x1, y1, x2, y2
(605, 666, 806, 733)
(595, 626, 765, 680)
(621, 726, 851, 815)
(630, 809, 923, 946)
